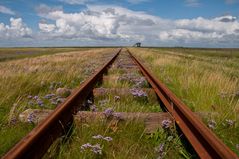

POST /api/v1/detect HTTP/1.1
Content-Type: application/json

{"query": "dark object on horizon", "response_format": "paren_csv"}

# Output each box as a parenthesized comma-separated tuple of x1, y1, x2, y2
(133, 42, 141, 47)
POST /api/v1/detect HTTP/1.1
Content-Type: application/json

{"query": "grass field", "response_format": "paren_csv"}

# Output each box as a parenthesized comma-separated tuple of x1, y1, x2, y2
(0, 47, 239, 158)
(130, 47, 239, 155)
(45, 51, 192, 159)
(0, 48, 91, 62)
(0, 48, 115, 156)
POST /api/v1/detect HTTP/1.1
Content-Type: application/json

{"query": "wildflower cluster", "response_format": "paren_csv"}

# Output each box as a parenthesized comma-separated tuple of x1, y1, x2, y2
(81, 143, 102, 155)
(92, 134, 113, 142)
(50, 96, 65, 105)
(154, 143, 165, 158)
(118, 73, 147, 87)
(103, 108, 123, 120)
(27, 112, 36, 123)
(90, 104, 98, 112)
(80, 135, 113, 155)
(103, 108, 114, 118)
(208, 120, 217, 129)
(28, 95, 44, 107)
(161, 119, 172, 129)
(27, 93, 66, 108)
(130, 88, 147, 98)
(81, 99, 97, 111)
(225, 119, 234, 127)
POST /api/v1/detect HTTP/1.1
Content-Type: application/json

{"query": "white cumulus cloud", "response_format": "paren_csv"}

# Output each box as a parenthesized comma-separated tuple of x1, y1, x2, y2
(34, 4, 239, 47)
(2, 4, 239, 47)
(0, 5, 15, 15)
(0, 18, 32, 39)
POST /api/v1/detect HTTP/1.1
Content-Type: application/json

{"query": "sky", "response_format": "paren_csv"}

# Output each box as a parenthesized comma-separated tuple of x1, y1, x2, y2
(0, 0, 239, 47)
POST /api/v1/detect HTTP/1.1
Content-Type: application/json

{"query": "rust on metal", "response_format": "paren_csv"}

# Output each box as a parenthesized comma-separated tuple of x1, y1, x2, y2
(2, 48, 121, 159)
(128, 49, 238, 159)
(3, 47, 238, 159)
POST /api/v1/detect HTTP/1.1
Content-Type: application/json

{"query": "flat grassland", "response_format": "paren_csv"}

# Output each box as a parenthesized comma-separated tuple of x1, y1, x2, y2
(130, 47, 239, 155)
(0, 47, 238, 158)
(0, 47, 91, 62)
(0, 48, 115, 156)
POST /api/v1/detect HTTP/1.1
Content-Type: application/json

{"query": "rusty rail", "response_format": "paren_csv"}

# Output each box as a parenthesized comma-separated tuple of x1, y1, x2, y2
(128, 49, 238, 159)
(2, 48, 121, 159)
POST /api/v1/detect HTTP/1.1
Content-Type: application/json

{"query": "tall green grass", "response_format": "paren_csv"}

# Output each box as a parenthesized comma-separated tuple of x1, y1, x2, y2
(130, 47, 239, 155)
(0, 48, 92, 62)
(0, 48, 114, 156)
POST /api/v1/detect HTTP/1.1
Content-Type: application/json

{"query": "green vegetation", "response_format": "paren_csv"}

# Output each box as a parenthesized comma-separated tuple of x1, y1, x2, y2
(0, 47, 91, 62)
(2, 47, 238, 158)
(154, 47, 239, 58)
(46, 51, 191, 159)
(130, 47, 239, 155)
(0, 48, 114, 156)
(47, 120, 191, 159)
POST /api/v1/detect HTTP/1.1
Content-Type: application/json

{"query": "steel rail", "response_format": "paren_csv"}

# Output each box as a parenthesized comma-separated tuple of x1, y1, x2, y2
(2, 48, 121, 159)
(128, 49, 238, 159)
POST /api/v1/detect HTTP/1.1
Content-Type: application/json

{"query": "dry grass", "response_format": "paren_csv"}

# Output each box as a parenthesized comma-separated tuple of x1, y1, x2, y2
(0, 48, 115, 156)
(129, 47, 239, 155)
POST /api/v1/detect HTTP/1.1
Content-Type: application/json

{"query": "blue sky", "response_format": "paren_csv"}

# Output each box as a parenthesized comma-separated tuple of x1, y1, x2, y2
(0, 0, 239, 47)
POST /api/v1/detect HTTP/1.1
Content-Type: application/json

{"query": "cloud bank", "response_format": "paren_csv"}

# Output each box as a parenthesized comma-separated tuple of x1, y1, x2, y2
(0, 18, 32, 39)
(1, 4, 239, 47)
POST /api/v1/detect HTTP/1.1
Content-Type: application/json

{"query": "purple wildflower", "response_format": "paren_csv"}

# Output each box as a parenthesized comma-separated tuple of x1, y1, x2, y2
(36, 99, 44, 107)
(130, 88, 147, 98)
(161, 119, 172, 129)
(103, 137, 113, 142)
(33, 96, 39, 100)
(27, 113, 36, 123)
(27, 95, 33, 99)
(92, 134, 113, 142)
(81, 143, 92, 150)
(44, 94, 55, 99)
(103, 108, 114, 118)
(92, 135, 103, 139)
(113, 112, 123, 120)
(133, 77, 147, 88)
(208, 120, 217, 129)
(225, 119, 234, 127)
(90, 104, 98, 112)
(114, 96, 120, 102)
(155, 143, 164, 153)
(91, 144, 102, 155)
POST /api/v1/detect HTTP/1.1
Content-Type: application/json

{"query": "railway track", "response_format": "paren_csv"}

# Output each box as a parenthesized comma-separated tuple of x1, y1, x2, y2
(3, 48, 238, 159)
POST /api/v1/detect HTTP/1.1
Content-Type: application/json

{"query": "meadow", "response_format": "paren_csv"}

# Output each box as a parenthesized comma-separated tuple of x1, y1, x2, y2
(45, 51, 191, 159)
(0, 47, 238, 158)
(0, 47, 92, 62)
(130, 47, 239, 155)
(0, 48, 114, 156)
